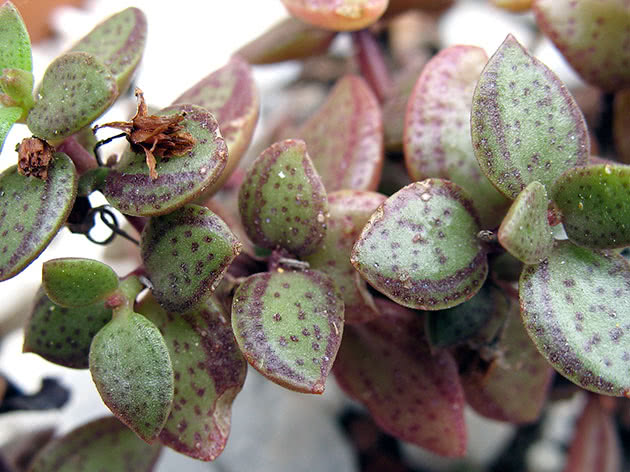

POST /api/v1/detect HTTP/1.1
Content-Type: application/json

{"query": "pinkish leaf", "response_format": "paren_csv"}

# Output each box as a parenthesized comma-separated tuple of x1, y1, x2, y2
(281, 0, 389, 31)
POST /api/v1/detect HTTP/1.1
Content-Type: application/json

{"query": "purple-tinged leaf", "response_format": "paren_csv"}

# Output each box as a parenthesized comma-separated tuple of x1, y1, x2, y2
(498, 181, 553, 264)
(405, 45, 510, 228)
(334, 298, 467, 457)
(238, 139, 328, 257)
(23, 288, 112, 369)
(351, 179, 488, 310)
(471, 34, 589, 200)
(173, 57, 259, 196)
(27, 416, 162, 472)
(491, 0, 532, 11)
(0, 1, 31, 72)
(232, 269, 344, 394)
(138, 294, 247, 461)
(533, 0, 630, 92)
(141, 204, 241, 314)
(520, 241, 630, 396)
(281, 0, 389, 31)
(90, 310, 174, 443)
(103, 105, 228, 216)
(552, 164, 630, 249)
(613, 89, 630, 164)
(0, 106, 21, 152)
(304, 190, 386, 324)
(0, 152, 77, 281)
(297, 75, 383, 192)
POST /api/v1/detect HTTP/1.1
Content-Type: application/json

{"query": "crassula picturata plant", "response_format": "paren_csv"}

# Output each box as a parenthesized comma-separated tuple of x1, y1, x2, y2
(1, 0, 630, 469)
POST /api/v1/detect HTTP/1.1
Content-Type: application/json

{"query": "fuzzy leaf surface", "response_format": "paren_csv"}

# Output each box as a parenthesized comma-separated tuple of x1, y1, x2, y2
(334, 298, 466, 457)
(520, 241, 630, 396)
(28, 416, 162, 472)
(90, 311, 174, 442)
(232, 270, 344, 394)
(0, 106, 21, 152)
(552, 164, 630, 249)
(0, 1, 31, 72)
(141, 204, 241, 314)
(281, 0, 388, 31)
(614, 89, 630, 163)
(138, 294, 247, 461)
(471, 34, 589, 200)
(404, 45, 509, 228)
(351, 179, 487, 310)
(0, 153, 77, 281)
(104, 105, 227, 216)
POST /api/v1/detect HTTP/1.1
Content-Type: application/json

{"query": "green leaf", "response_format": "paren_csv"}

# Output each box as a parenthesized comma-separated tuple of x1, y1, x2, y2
(498, 181, 553, 264)
(351, 179, 488, 310)
(0, 152, 77, 281)
(552, 164, 630, 249)
(0, 105, 21, 152)
(1, 68, 34, 111)
(232, 269, 344, 394)
(77, 166, 110, 196)
(90, 310, 174, 442)
(27, 52, 118, 142)
(0, 1, 31, 72)
(138, 294, 247, 461)
(141, 204, 241, 313)
(614, 89, 630, 164)
(238, 139, 329, 257)
(333, 298, 467, 457)
(519, 241, 630, 396)
(297, 75, 383, 192)
(471, 34, 589, 200)
(281, 0, 388, 31)
(304, 190, 386, 324)
(23, 288, 112, 369)
(28, 416, 162, 472)
(70, 7, 147, 92)
(533, 0, 630, 91)
(103, 104, 227, 216)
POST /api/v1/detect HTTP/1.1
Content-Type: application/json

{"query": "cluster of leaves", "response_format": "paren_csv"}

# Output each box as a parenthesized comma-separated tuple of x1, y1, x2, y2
(1, 0, 629, 469)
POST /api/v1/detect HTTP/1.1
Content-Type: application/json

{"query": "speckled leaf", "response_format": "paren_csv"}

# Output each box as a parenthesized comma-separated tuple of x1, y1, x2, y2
(0, 106, 21, 152)
(405, 45, 510, 228)
(533, 0, 630, 91)
(70, 7, 147, 91)
(42, 258, 119, 307)
(491, 0, 532, 11)
(28, 416, 161, 472)
(333, 298, 466, 457)
(90, 310, 174, 442)
(0, 152, 77, 281)
(552, 164, 630, 249)
(297, 75, 383, 192)
(23, 289, 112, 369)
(236, 17, 336, 64)
(141, 204, 241, 314)
(614, 89, 630, 163)
(138, 294, 247, 461)
(173, 57, 258, 196)
(498, 181, 553, 264)
(520, 241, 630, 396)
(232, 270, 344, 394)
(471, 34, 589, 200)
(104, 105, 228, 216)
(238, 139, 328, 257)
(281, 0, 388, 31)
(0, 1, 31, 72)
(304, 190, 385, 324)
(351, 179, 488, 310)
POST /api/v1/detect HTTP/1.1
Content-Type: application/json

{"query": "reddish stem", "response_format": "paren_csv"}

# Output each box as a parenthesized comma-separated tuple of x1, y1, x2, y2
(56, 136, 98, 175)
(125, 215, 147, 235)
(352, 29, 393, 103)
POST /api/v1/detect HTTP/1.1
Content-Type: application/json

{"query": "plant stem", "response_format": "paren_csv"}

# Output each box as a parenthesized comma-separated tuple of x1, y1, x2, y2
(352, 29, 392, 103)
(56, 136, 98, 175)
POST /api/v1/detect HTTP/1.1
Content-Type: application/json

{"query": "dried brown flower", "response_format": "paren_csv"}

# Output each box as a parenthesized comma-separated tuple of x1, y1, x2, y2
(17, 137, 54, 180)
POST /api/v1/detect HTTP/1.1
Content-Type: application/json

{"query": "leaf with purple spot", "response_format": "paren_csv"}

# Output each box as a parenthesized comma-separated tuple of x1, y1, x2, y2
(238, 139, 329, 257)
(103, 104, 228, 217)
(614, 89, 630, 163)
(551, 164, 630, 249)
(0, 1, 31, 72)
(519, 241, 630, 396)
(137, 294, 247, 461)
(281, 0, 388, 31)
(232, 269, 344, 394)
(404, 45, 510, 228)
(141, 204, 241, 314)
(0, 152, 77, 281)
(471, 34, 589, 200)
(333, 298, 467, 457)
(533, 0, 630, 91)
(351, 179, 488, 310)
(297, 75, 383, 192)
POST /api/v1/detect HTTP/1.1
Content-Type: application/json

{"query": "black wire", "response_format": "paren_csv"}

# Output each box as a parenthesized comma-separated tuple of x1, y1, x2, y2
(85, 206, 140, 246)
(92, 131, 127, 166)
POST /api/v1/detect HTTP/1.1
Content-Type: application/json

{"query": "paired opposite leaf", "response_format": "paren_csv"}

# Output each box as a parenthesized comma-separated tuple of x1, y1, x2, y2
(141, 204, 241, 313)
(471, 34, 589, 200)
(0, 153, 77, 281)
(351, 179, 488, 310)
(232, 269, 344, 394)
(281, 0, 389, 31)
(0, 1, 32, 72)
(520, 241, 630, 396)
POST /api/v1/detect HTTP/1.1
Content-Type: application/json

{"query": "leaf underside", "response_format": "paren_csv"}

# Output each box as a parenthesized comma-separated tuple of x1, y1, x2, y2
(281, 0, 389, 31)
